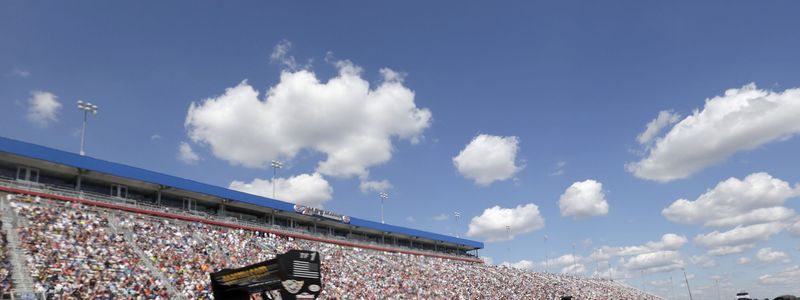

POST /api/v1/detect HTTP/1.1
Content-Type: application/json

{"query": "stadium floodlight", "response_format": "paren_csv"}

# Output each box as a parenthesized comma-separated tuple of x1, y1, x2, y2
(76, 100, 99, 156)
(454, 211, 461, 237)
(544, 235, 549, 273)
(572, 243, 577, 275)
(270, 160, 283, 199)
(378, 192, 388, 223)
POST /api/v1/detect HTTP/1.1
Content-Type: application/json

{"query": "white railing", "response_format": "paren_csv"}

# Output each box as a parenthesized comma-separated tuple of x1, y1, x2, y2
(0, 178, 479, 262)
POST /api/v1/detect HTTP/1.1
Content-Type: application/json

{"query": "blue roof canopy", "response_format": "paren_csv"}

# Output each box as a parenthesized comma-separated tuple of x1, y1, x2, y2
(0, 136, 484, 249)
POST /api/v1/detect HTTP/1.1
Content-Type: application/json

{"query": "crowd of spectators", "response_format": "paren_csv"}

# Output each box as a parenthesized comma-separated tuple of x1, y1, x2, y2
(8, 195, 661, 299)
(0, 221, 12, 297)
(12, 198, 171, 299)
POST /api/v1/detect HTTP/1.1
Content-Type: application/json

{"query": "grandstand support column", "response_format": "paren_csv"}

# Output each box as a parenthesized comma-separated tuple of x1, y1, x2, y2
(156, 186, 163, 206)
(219, 202, 226, 217)
(75, 168, 83, 191)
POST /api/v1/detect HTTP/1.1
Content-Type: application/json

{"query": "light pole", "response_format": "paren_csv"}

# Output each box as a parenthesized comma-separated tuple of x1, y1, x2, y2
(715, 279, 721, 300)
(454, 211, 461, 237)
(682, 267, 693, 300)
(572, 243, 577, 275)
(270, 160, 283, 199)
(505, 225, 510, 252)
(544, 235, 549, 273)
(76, 100, 98, 156)
(378, 192, 388, 224)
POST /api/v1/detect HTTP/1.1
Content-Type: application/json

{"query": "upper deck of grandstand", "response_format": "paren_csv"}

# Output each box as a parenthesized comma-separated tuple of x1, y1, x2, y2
(0, 136, 483, 259)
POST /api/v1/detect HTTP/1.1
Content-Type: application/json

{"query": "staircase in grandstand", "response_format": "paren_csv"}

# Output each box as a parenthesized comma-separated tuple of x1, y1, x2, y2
(107, 213, 185, 300)
(0, 195, 35, 297)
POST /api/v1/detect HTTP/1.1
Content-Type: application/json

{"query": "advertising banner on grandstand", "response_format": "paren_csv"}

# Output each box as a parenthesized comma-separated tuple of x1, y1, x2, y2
(294, 204, 351, 223)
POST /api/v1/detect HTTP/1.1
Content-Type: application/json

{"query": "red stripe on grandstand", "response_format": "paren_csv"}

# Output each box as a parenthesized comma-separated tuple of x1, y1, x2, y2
(0, 185, 482, 263)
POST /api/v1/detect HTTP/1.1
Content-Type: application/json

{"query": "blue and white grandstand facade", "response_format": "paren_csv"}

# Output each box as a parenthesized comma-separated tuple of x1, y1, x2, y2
(0, 136, 483, 261)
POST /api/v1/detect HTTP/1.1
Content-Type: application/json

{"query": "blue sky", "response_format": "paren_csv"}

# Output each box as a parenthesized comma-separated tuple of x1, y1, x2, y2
(2, 1, 800, 298)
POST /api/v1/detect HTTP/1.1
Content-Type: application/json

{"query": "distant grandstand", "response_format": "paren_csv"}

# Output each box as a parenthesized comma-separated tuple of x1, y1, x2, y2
(0, 136, 662, 299)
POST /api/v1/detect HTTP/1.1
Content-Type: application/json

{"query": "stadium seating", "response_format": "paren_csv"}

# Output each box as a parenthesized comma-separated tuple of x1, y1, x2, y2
(4, 194, 661, 299)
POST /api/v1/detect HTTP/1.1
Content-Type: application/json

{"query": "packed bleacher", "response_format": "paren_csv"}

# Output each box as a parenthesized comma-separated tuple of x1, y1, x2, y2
(4, 194, 661, 299)
(0, 221, 11, 297)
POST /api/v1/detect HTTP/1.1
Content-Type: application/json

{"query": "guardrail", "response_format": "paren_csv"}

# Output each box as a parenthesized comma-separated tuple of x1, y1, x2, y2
(0, 178, 482, 263)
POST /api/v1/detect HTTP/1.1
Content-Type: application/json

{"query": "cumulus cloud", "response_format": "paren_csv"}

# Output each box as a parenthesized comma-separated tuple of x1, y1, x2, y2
(501, 260, 535, 270)
(623, 251, 684, 271)
(270, 40, 300, 70)
(759, 265, 800, 285)
(694, 222, 785, 256)
(359, 179, 393, 193)
(543, 254, 582, 269)
(755, 247, 788, 262)
(591, 233, 688, 259)
(737, 257, 751, 265)
(26, 91, 61, 127)
(452, 134, 523, 186)
(627, 84, 800, 182)
(177, 142, 200, 164)
(466, 203, 544, 242)
(229, 173, 333, 208)
(185, 57, 431, 179)
(588, 233, 688, 275)
(689, 255, 717, 268)
(662, 172, 800, 227)
(790, 219, 800, 237)
(637, 110, 680, 145)
(560, 263, 586, 274)
(558, 179, 609, 219)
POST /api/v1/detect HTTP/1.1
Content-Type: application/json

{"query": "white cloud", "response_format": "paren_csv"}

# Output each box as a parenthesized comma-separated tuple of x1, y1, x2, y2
(755, 247, 788, 262)
(789, 219, 800, 237)
(561, 263, 586, 274)
(481, 256, 494, 266)
(150, 134, 162, 141)
(558, 179, 609, 219)
(627, 84, 800, 182)
(550, 161, 567, 176)
(177, 142, 201, 164)
(229, 173, 333, 208)
(185, 59, 431, 179)
(501, 259, 535, 270)
(452, 134, 523, 186)
(737, 257, 751, 265)
(432, 213, 449, 221)
(662, 172, 800, 227)
(405, 216, 415, 223)
(466, 203, 545, 242)
(759, 265, 800, 285)
(26, 91, 61, 127)
(359, 179, 393, 193)
(590, 233, 688, 259)
(10, 68, 31, 78)
(688, 255, 716, 268)
(543, 254, 582, 269)
(694, 222, 785, 256)
(270, 39, 299, 70)
(637, 110, 680, 145)
(623, 251, 684, 271)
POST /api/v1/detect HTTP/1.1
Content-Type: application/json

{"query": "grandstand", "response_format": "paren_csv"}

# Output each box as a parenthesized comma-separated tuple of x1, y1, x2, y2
(0, 136, 662, 299)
